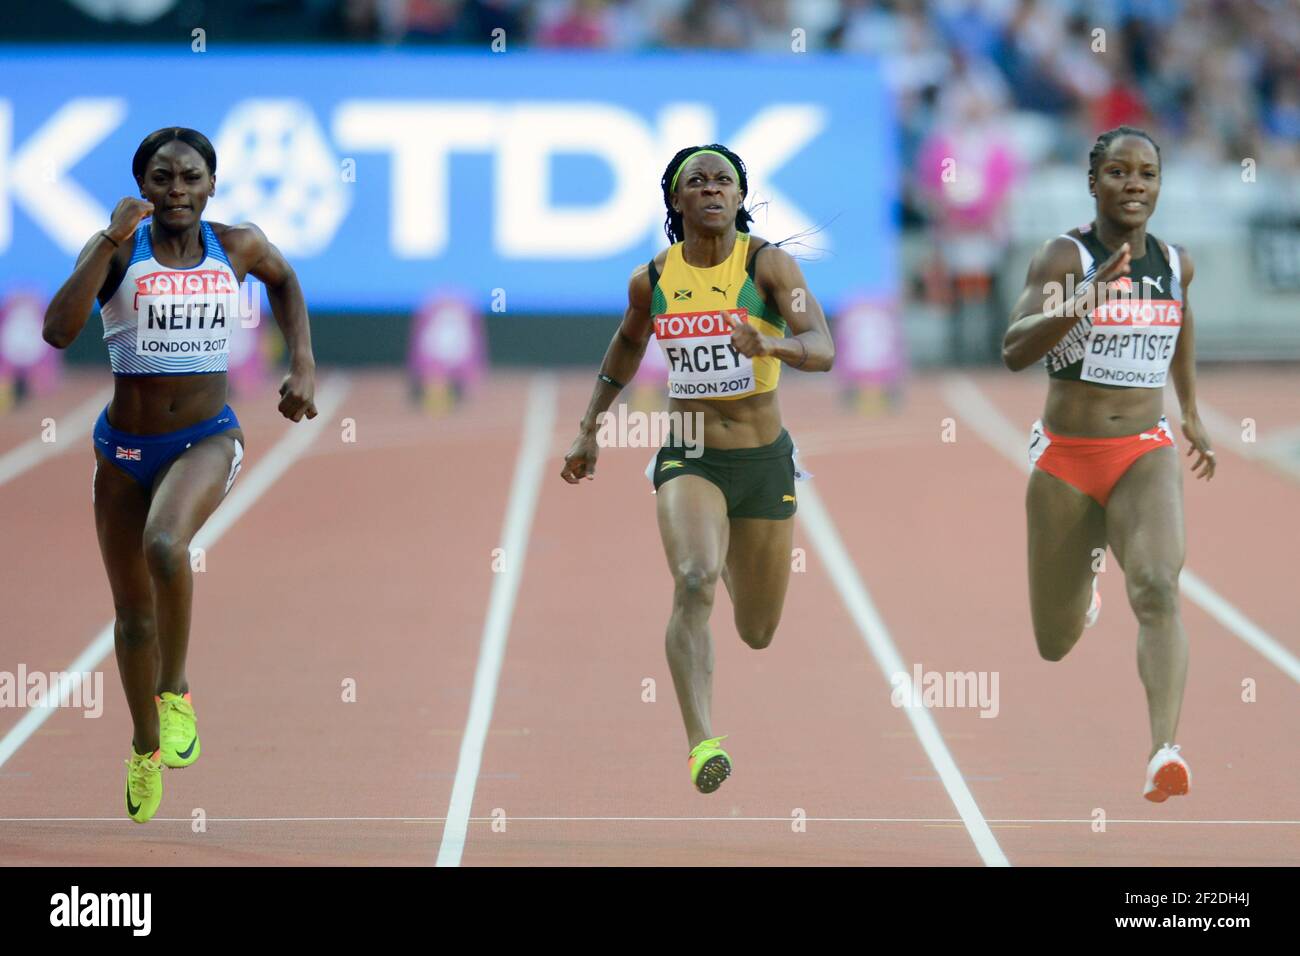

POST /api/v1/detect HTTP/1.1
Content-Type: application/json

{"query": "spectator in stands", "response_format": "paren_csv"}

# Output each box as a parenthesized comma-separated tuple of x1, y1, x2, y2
(662, 0, 749, 49)
(537, 0, 616, 47)
(916, 68, 1021, 364)
(398, 0, 475, 42)
(459, 0, 529, 44)
(323, 0, 386, 41)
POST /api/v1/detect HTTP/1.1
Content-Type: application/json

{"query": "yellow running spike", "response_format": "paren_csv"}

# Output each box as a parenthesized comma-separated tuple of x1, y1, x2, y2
(688, 735, 732, 794)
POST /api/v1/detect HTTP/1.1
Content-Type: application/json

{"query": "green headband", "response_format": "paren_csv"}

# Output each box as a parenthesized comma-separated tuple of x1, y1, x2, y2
(670, 149, 741, 194)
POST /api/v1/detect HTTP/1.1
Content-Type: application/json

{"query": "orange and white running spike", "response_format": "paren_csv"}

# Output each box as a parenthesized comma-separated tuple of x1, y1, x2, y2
(1084, 575, 1102, 629)
(1143, 743, 1190, 802)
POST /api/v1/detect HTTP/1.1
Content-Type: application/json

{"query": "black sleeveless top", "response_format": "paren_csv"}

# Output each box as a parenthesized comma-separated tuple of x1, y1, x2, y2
(1044, 226, 1184, 389)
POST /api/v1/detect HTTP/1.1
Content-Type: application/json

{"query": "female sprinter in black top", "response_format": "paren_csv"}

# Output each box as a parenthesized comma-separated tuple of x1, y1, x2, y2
(560, 145, 834, 793)
(43, 127, 317, 822)
(1003, 126, 1215, 802)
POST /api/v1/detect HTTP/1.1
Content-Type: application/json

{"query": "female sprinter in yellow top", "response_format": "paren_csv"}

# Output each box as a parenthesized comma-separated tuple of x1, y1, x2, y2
(560, 145, 834, 793)
(1003, 127, 1215, 802)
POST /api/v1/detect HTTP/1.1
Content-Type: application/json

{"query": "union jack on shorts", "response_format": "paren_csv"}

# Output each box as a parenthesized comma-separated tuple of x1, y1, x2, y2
(115, 446, 142, 461)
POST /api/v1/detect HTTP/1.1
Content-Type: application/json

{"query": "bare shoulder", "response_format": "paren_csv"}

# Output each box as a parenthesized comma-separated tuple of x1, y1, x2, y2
(209, 221, 268, 255)
(628, 260, 653, 309)
(1007, 233, 1086, 323)
(748, 232, 779, 264)
(1158, 238, 1195, 285)
(749, 235, 800, 288)
(1034, 233, 1085, 279)
(208, 221, 277, 278)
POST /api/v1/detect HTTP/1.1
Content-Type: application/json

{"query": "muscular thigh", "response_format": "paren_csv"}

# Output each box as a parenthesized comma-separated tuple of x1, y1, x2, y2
(146, 429, 244, 542)
(1105, 446, 1184, 574)
(1026, 467, 1107, 631)
(725, 517, 794, 625)
(657, 475, 729, 580)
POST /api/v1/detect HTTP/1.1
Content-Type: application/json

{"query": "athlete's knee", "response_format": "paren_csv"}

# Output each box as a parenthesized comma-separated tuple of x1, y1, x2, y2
(114, 610, 155, 648)
(1036, 641, 1071, 663)
(143, 527, 190, 581)
(672, 564, 720, 604)
(1126, 566, 1180, 624)
(1033, 624, 1079, 662)
(737, 621, 777, 650)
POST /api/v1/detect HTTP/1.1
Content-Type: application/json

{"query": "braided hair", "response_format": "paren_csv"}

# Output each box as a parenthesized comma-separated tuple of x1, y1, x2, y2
(660, 144, 753, 244)
(1088, 125, 1161, 182)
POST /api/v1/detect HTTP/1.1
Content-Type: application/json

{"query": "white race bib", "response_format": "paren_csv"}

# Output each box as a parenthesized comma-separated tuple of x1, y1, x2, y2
(655, 308, 754, 400)
(133, 269, 238, 359)
(1080, 293, 1182, 389)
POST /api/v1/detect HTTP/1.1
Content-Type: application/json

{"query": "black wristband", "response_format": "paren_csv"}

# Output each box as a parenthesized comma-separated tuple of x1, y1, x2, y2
(793, 338, 808, 369)
(598, 372, 625, 390)
(99, 230, 121, 248)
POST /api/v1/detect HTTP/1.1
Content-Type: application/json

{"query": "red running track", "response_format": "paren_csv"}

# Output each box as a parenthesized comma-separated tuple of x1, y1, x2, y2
(0, 367, 1296, 865)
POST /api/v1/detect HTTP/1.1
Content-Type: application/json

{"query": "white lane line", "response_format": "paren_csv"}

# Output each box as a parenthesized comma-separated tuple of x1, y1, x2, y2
(7, 816, 1288, 825)
(1195, 399, 1300, 482)
(1178, 569, 1300, 683)
(941, 375, 1300, 686)
(0, 386, 113, 487)
(435, 375, 557, 868)
(0, 376, 352, 771)
(796, 481, 1010, 867)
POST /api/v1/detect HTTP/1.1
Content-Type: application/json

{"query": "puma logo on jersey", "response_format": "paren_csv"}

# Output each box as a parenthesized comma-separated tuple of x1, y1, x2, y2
(1142, 276, 1165, 294)
(710, 284, 731, 296)
(1139, 432, 1162, 441)
(782, 494, 796, 503)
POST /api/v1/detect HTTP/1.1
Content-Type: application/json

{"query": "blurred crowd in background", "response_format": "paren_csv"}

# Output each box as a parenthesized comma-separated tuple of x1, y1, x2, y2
(6, 0, 1298, 364)
(12, 1, 1296, 172)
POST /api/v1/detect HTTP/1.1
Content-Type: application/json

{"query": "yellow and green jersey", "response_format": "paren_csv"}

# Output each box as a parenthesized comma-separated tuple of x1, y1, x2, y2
(648, 232, 787, 401)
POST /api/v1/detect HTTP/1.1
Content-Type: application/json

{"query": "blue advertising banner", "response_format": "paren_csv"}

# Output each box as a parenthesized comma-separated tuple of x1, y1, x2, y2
(0, 48, 897, 313)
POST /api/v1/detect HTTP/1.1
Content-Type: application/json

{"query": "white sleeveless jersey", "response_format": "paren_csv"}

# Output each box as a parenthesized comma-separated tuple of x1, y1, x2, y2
(99, 220, 241, 375)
